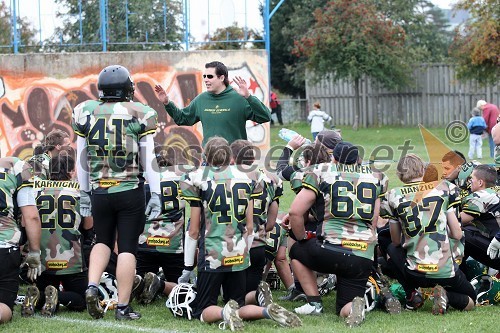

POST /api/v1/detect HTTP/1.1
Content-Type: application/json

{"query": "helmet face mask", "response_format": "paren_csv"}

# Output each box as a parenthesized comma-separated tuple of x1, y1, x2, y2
(98, 65, 135, 101)
(471, 274, 500, 305)
(165, 283, 197, 320)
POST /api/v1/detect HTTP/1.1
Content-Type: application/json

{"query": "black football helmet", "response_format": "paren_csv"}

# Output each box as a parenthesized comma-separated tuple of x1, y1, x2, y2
(98, 65, 135, 101)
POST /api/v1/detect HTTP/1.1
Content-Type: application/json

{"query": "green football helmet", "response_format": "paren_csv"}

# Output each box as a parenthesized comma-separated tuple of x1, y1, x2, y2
(457, 161, 480, 191)
(470, 274, 500, 305)
(464, 258, 487, 281)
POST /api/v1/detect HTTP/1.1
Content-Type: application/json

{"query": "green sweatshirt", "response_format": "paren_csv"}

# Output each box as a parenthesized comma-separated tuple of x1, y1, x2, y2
(163, 86, 271, 145)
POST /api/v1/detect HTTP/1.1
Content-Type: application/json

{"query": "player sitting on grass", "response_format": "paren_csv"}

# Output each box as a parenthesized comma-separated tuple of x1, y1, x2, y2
(384, 154, 476, 315)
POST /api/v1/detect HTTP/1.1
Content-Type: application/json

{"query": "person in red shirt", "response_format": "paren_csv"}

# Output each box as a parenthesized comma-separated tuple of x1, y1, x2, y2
(477, 100, 500, 158)
(270, 91, 283, 126)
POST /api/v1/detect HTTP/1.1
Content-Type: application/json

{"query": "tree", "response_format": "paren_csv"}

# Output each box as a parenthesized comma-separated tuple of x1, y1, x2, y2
(48, 0, 184, 52)
(449, 0, 499, 85)
(198, 22, 263, 50)
(0, 2, 38, 53)
(293, 0, 410, 130)
(374, 0, 452, 62)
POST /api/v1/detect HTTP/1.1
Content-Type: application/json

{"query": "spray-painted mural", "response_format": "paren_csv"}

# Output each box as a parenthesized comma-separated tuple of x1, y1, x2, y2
(0, 51, 270, 162)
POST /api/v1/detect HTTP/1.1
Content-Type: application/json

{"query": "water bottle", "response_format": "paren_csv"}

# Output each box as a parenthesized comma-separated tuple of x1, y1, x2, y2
(278, 128, 311, 144)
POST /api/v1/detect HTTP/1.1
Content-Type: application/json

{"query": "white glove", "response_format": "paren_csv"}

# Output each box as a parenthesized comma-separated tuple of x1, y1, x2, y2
(80, 191, 92, 217)
(26, 251, 42, 281)
(145, 192, 162, 220)
(487, 237, 500, 259)
(178, 269, 193, 284)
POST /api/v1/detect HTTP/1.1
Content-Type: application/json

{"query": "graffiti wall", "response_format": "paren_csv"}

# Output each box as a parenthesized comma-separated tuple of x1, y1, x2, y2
(0, 50, 270, 162)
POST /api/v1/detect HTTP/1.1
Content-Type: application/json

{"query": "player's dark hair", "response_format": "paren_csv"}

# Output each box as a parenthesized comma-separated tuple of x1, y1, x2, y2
(442, 150, 465, 167)
(230, 140, 255, 166)
(302, 143, 331, 166)
(205, 61, 229, 86)
(423, 163, 439, 182)
(49, 154, 75, 181)
(44, 130, 69, 152)
(473, 165, 497, 188)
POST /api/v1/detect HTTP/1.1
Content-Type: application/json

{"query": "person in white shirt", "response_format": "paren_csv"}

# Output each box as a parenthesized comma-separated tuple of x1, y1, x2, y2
(307, 102, 332, 140)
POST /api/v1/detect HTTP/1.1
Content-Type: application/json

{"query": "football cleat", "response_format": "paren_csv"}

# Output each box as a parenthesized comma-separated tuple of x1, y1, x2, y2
(41, 285, 58, 317)
(267, 303, 302, 327)
(219, 299, 244, 331)
(380, 286, 401, 314)
(294, 302, 323, 315)
(345, 296, 365, 328)
(140, 272, 162, 304)
(256, 281, 273, 307)
(86, 286, 104, 319)
(279, 286, 306, 302)
(432, 285, 448, 315)
(405, 290, 424, 311)
(130, 274, 144, 302)
(21, 285, 40, 317)
(115, 304, 141, 320)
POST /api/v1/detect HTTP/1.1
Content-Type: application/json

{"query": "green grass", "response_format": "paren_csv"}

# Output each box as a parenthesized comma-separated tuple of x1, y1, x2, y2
(6, 123, 497, 332)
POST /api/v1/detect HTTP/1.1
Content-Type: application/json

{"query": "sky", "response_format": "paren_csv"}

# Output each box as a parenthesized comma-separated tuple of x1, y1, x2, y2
(13, 0, 458, 43)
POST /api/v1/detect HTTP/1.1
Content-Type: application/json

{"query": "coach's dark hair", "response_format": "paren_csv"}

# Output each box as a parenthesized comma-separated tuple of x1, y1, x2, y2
(204, 136, 231, 167)
(230, 140, 255, 166)
(442, 150, 465, 167)
(49, 154, 75, 181)
(473, 165, 497, 188)
(205, 61, 229, 86)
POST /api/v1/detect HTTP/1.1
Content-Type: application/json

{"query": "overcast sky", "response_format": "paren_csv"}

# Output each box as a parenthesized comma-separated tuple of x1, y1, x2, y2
(15, 0, 457, 43)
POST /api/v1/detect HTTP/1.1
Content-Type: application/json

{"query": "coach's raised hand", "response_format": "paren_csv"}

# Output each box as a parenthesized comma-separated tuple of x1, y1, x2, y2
(233, 76, 250, 99)
(154, 84, 170, 105)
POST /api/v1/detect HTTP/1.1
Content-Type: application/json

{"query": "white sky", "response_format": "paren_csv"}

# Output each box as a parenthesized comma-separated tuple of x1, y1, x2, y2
(13, 0, 457, 43)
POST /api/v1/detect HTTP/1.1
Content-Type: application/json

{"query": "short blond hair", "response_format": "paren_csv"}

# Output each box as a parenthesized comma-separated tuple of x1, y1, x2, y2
(397, 154, 424, 183)
(204, 136, 231, 167)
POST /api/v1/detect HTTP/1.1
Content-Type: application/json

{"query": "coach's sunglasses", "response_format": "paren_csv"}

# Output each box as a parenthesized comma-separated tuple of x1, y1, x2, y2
(203, 74, 217, 79)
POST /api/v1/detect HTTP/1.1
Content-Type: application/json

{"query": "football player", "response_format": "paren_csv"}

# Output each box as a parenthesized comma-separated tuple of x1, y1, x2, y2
(23, 154, 88, 317)
(229, 139, 283, 307)
(135, 148, 195, 304)
(460, 165, 500, 271)
(73, 65, 161, 320)
(384, 154, 476, 315)
(179, 137, 301, 330)
(0, 157, 41, 324)
(290, 141, 387, 327)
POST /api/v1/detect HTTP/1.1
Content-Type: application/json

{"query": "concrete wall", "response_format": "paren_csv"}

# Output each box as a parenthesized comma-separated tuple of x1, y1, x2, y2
(0, 50, 270, 160)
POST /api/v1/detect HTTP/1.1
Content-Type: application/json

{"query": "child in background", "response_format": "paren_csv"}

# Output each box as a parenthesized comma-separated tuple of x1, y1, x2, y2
(467, 107, 487, 160)
(307, 102, 332, 140)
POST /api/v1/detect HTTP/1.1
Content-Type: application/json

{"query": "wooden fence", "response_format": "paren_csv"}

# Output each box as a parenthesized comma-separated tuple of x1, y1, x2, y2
(305, 63, 500, 127)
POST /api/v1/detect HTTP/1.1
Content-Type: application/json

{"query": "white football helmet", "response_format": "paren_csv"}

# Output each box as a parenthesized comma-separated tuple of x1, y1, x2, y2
(166, 283, 197, 320)
(98, 272, 118, 301)
(364, 276, 381, 312)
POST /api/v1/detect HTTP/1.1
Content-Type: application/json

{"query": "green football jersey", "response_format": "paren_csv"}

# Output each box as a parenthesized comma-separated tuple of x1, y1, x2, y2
(35, 179, 84, 275)
(382, 180, 460, 278)
(180, 165, 262, 272)
(301, 163, 388, 261)
(0, 157, 33, 248)
(252, 169, 283, 248)
(72, 100, 158, 194)
(139, 165, 194, 253)
(462, 187, 500, 238)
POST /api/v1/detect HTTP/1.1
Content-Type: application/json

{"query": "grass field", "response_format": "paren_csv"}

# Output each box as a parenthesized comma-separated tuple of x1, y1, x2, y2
(6, 123, 498, 333)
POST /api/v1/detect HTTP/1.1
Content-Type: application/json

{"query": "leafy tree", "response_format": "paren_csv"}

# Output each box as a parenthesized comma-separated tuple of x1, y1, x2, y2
(449, 0, 499, 85)
(374, 0, 452, 62)
(48, 0, 184, 52)
(0, 2, 38, 53)
(293, 0, 410, 130)
(198, 22, 263, 50)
